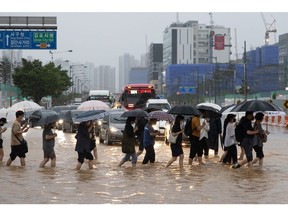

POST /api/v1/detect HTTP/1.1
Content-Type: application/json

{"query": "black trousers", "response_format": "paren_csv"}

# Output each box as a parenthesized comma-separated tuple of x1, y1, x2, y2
(201, 137, 209, 156)
(142, 146, 155, 164)
(223, 144, 238, 164)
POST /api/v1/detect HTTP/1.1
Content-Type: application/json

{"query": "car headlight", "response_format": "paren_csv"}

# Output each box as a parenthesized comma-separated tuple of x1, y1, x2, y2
(109, 126, 119, 133)
(58, 119, 63, 124)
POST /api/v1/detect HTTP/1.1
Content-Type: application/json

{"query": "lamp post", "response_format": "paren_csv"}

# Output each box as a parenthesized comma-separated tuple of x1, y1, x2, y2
(49, 50, 73, 62)
(212, 57, 218, 104)
(69, 64, 87, 93)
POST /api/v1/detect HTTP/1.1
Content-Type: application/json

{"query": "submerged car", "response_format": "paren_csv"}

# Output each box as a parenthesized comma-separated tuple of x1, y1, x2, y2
(99, 110, 127, 145)
(51, 105, 79, 130)
(62, 110, 85, 133)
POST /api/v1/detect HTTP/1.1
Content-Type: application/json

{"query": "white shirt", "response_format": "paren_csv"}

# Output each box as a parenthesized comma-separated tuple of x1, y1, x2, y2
(199, 118, 209, 140)
(224, 122, 236, 147)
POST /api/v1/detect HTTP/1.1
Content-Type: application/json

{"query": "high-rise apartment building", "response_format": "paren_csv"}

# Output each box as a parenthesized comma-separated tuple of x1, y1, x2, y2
(149, 43, 163, 94)
(94, 65, 116, 93)
(278, 33, 288, 89)
(161, 20, 231, 94)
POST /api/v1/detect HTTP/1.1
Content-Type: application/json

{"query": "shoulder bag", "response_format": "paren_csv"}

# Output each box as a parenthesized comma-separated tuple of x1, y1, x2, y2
(168, 133, 177, 144)
(13, 132, 28, 153)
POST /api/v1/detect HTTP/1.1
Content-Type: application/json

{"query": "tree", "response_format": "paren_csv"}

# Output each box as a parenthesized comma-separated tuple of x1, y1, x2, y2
(13, 59, 73, 104)
(0, 56, 12, 84)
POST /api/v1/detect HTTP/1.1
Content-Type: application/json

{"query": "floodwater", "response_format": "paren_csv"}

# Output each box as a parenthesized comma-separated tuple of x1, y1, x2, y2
(0, 125, 288, 205)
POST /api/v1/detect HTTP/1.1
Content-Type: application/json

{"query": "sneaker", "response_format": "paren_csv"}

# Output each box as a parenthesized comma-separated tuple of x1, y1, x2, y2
(231, 163, 241, 169)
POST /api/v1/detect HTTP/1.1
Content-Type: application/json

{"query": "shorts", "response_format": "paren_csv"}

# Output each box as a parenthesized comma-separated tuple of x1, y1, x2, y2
(253, 145, 264, 159)
(44, 149, 56, 159)
(9, 145, 26, 161)
(0, 139, 3, 148)
(77, 151, 94, 164)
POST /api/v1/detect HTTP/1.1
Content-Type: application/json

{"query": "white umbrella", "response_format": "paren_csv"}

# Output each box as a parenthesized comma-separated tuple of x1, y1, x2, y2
(6, 101, 42, 121)
(77, 100, 110, 111)
(196, 102, 222, 112)
(9, 101, 41, 111)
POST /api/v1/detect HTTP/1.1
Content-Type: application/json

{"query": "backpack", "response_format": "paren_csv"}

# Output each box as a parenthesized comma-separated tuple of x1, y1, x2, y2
(184, 117, 193, 137)
(235, 123, 245, 142)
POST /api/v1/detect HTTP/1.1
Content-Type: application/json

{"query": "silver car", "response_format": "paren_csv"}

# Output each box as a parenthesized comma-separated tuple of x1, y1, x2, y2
(99, 110, 127, 145)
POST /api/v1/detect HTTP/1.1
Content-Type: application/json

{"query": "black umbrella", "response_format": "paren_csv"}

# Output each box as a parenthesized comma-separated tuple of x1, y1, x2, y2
(121, 109, 148, 118)
(29, 110, 60, 127)
(168, 105, 201, 116)
(230, 100, 283, 112)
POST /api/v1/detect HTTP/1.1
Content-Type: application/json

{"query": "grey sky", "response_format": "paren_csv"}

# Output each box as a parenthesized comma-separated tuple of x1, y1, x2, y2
(1, 2, 288, 69)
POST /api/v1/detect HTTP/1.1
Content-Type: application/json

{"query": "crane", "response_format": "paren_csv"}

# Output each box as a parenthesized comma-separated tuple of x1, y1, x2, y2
(261, 12, 277, 45)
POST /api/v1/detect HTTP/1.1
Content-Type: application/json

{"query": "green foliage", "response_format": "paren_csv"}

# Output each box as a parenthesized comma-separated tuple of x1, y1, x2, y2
(13, 59, 72, 104)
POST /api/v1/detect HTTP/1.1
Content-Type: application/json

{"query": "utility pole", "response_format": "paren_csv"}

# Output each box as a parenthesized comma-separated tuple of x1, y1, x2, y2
(243, 41, 247, 102)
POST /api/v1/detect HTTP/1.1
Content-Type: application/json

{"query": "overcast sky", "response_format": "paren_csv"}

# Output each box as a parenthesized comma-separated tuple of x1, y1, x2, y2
(2, 1, 288, 69)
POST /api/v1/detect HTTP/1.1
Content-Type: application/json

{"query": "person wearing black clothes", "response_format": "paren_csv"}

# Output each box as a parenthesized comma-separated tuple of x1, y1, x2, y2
(232, 111, 259, 169)
(118, 117, 137, 167)
(207, 114, 222, 157)
(75, 121, 94, 170)
(166, 115, 185, 168)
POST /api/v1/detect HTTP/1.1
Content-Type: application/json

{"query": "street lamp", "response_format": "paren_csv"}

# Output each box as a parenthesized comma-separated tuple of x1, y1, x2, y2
(69, 64, 87, 93)
(49, 50, 73, 62)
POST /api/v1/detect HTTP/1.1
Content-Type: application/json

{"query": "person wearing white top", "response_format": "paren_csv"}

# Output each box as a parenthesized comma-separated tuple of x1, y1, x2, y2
(222, 114, 238, 165)
(199, 116, 210, 159)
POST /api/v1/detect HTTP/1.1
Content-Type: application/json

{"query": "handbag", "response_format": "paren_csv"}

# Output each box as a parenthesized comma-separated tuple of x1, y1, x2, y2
(260, 133, 267, 143)
(121, 131, 136, 154)
(13, 132, 28, 153)
(168, 133, 177, 144)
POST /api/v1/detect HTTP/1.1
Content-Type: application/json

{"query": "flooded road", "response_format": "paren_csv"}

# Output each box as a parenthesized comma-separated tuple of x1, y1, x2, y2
(0, 125, 288, 204)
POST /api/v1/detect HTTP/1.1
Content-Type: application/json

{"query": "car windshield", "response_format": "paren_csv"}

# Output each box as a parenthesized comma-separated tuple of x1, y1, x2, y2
(148, 104, 171, 110)
(52, 105, 78, 113)
(110, 113, 127, 124)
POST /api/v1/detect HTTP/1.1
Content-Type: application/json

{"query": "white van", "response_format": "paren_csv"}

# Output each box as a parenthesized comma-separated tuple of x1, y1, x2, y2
(146, 99, 172, 137)
(146, 99, 171, 112)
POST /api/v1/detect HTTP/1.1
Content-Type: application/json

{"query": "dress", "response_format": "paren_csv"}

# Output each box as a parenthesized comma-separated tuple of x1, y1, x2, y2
(42, 126, 56, 159)
(75, 123, 93, 164)
(121, 122, 137, 164)
(207, 117, 222, 154)
(170, 123, 183, 157)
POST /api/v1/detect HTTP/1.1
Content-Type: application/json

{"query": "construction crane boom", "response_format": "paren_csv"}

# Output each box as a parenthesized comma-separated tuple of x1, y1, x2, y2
(261, 12, 277, 45)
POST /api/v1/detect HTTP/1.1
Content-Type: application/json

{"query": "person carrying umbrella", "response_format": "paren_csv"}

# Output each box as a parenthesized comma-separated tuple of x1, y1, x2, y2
(39, 122, 58, 168)
(0, 117, 8, 162)
(118, 117, 138, 167)
(142, 117, 160, 164)
(75, 120, 95, 170)
(232, 111, 259, 169)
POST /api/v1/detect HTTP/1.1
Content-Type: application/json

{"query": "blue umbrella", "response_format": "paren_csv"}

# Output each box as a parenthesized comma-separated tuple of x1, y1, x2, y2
(75, 110, 107, 122)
